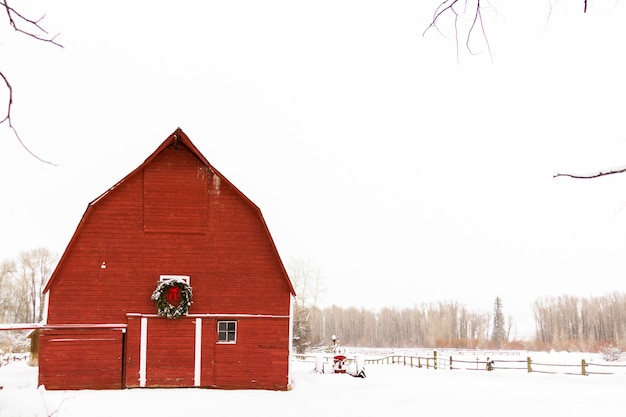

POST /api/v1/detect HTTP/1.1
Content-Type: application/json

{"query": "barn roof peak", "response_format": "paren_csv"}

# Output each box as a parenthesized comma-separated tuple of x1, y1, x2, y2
(44, 128, 295, 296)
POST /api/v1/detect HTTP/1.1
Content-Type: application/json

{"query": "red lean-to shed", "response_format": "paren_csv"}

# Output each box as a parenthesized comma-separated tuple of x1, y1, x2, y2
(38, 128, 295, 390)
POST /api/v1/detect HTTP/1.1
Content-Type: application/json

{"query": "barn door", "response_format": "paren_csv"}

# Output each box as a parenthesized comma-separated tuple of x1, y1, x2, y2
(124, 315, 214, 388)
(39, 328, 124, 390)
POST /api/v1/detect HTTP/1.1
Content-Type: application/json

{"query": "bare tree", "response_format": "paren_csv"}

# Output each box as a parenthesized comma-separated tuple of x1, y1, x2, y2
(0, 259, 20, 322)
(308, 301, 492, 348)
(533, 293, 626, 348)
(1, 1, 62, 164)
(0, 248, 57, 323)
(286, 258, 324, 353)
(425, 0, 592, 61)
(17, 247, 57, 322)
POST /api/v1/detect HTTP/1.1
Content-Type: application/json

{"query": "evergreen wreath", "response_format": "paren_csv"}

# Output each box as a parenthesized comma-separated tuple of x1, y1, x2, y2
(151, 279, 193, 319)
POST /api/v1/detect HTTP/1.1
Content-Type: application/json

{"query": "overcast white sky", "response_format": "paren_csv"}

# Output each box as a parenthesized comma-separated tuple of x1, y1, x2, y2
(1, 1, 625, 337)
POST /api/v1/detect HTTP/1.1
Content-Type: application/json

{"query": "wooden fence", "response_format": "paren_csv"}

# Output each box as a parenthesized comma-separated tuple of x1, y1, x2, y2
(362, 352, 626, 376)
(296, 351, 626, 376)
(0, 352, 29, 367)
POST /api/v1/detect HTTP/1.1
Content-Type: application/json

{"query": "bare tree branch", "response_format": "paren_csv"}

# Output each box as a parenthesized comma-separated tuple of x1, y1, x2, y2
(423, 0, 492, 62)
(423, 0, 460, 37)
(1, 0, 62, 165)
(554, 167, 626, 179)
(0, 70, 12, 126)
(426, 0, 591, 61)
(466, 0, 493, 59)
(2, 1, 63, 47)
(423, 0, 462, 62)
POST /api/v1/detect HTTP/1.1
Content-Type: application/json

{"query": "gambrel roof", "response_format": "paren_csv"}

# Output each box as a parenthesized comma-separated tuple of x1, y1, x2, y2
(44, 127, 294, 296)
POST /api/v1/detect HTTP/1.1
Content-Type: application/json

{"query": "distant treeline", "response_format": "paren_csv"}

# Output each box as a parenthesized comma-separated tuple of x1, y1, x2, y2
(304, 293, 626, 350)
(534, 293, 626, 346)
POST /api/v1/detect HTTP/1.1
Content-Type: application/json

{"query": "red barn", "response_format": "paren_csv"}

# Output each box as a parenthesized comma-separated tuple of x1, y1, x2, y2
(38, 128, 295, 390)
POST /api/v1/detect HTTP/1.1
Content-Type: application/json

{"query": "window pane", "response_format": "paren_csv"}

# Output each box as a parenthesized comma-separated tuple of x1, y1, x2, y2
(218, 321, 236, 343)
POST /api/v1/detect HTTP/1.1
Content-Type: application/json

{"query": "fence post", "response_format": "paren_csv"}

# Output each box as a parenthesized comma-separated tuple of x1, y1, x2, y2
(581, 359, 587, 376)
(410, 356, 413, 367)
(449, 355, 453, 370)
(527, 356, 532, 373)
(434, 351, 438, 370)
(418, 356, 421, 368)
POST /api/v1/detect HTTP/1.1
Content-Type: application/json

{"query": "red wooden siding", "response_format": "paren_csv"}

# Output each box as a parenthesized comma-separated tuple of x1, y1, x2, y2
(145, 318, 196, 387)
(200, 318, 216, 387)
(40, 129, 294, 390)
(213, 317, 290, 390)
(124, 316, 142, 388)
(38, 328, 124, 390)
(45, 143, 291, 325)
(123, 315, 289, 389)
(144, 146, 208, 234)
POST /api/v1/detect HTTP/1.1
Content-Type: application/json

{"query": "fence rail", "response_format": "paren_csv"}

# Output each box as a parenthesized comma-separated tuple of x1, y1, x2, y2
(0, 352, 29, 367)
(295, 351, 626, 376)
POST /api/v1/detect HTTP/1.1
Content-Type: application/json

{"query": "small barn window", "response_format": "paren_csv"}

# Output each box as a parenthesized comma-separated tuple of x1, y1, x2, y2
(159, 275, 190, 285)
(217, 321, 237, 343)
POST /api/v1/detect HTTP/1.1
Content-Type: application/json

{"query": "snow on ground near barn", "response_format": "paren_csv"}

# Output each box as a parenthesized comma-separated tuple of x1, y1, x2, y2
(1, 350, 626, 417)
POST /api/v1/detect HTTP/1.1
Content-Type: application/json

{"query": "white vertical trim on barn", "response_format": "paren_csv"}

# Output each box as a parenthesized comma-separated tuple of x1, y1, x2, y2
(140, 317, 148, 387)
(194, 318, 202, 386)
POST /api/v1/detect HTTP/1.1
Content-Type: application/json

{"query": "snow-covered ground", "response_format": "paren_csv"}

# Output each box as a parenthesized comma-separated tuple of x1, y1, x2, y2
(1, 350, 626, 417)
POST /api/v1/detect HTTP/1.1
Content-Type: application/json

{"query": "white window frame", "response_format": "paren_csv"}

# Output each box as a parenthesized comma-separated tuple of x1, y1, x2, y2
(159, 275, 190, 285)
(217, 320, 237, 344)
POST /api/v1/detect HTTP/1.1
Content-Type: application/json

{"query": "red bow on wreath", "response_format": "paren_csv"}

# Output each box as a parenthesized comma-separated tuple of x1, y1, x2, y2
(165, 286, 181, 305)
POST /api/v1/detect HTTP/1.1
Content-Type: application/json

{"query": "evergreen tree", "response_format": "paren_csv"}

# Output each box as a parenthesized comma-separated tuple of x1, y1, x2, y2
(492, 297, 506, 346)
